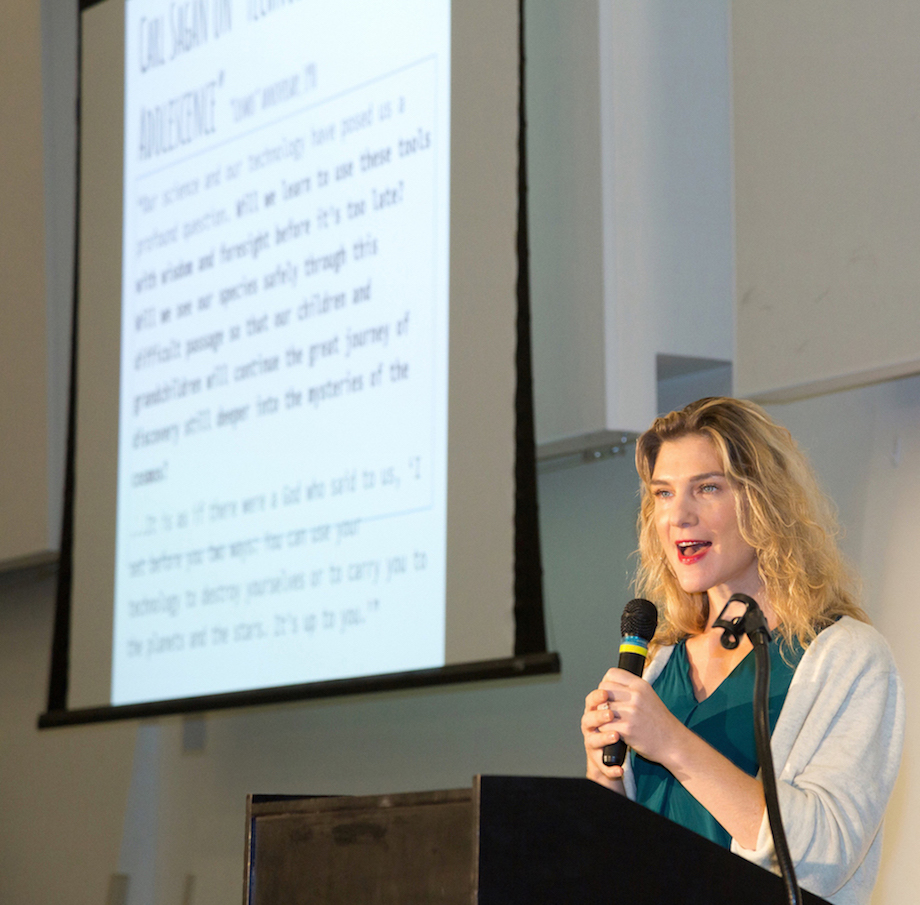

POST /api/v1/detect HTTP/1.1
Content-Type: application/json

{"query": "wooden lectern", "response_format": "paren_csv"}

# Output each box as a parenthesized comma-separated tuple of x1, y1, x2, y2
(243, 775, 830, 904)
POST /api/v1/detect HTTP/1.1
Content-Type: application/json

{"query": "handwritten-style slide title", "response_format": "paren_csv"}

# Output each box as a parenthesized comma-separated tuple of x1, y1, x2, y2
(138, 0, 234, 73)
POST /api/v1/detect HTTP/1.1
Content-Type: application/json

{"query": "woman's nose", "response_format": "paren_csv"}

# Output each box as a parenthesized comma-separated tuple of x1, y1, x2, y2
(670, 491, 698, 527)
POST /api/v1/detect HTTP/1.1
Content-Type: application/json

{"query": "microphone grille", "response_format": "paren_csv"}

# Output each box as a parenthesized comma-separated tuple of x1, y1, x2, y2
(620, 598, 658, 641)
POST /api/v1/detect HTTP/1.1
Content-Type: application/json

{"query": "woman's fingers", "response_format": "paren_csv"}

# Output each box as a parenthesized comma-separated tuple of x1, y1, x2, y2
(583, 679, 629, 786)
(586, 726, 619, 749)
(582, 707, 616, 735)
(601, 665, 646, 689)
(584, 687, 609, 708)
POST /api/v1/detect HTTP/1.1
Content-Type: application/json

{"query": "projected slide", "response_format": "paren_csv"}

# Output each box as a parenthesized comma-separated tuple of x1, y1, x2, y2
(112, 0, 450, 704)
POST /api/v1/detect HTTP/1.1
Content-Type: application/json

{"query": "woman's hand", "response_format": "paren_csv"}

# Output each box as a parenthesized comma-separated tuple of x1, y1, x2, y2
(596, 668, 687, 765)
(581, 685, 625, 789)
(582, 668, 687, 790)
(585, 666, 768, 848)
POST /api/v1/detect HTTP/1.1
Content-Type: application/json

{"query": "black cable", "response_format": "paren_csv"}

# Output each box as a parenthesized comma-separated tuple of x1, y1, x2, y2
(752, 634, 801, 905)
(716, 594, 802, 905)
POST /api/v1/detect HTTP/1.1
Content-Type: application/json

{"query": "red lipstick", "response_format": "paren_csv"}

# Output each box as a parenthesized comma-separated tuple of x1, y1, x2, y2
(676, 540, 711, 564)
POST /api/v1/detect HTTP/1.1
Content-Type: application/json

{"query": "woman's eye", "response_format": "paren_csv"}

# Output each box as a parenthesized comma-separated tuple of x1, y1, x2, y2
(700, 483, 719, 493)
(653, 489, 672, 499)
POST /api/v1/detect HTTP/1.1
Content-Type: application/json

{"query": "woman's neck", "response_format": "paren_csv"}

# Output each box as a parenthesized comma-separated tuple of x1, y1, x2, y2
(703, 584, 776, 633)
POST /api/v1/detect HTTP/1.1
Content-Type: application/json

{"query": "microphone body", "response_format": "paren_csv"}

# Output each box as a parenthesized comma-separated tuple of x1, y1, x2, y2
(602, 598, 658, 768)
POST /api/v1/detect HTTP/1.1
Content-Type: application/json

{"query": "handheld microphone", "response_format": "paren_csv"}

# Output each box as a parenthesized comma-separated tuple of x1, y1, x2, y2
(602, 598, 658, 768)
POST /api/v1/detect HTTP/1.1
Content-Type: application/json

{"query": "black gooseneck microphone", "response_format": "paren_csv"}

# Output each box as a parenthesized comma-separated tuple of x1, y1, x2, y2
(602, 598, 659, 768)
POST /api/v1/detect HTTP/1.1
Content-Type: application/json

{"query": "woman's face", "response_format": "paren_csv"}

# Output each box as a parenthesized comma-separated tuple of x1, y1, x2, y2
(649, 433, 761, 609)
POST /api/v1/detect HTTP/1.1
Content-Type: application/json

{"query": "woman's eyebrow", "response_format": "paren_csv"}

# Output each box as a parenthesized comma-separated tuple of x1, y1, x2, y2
(649, 471, 725, 485)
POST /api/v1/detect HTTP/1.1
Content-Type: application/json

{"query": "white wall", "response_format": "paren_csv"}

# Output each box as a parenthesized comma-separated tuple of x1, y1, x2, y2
(0, 0, 51, 566)
(529, 0, 735, 449)
(734, 2, 920, 401)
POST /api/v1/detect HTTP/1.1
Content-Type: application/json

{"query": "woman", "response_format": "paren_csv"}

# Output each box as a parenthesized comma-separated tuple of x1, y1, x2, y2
(581, 397, 904, 905)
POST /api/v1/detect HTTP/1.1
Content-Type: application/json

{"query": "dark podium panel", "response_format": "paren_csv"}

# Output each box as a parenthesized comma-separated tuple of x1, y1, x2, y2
(244, 776, 831, 904)
(244, 788, 473, 904)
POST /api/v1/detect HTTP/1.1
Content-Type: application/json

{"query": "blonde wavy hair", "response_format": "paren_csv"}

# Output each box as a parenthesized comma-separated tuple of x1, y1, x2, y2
(634, 397, 868, 650)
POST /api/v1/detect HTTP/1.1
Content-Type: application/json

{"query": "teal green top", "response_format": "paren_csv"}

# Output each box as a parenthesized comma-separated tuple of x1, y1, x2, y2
(632, 638, 803, 848)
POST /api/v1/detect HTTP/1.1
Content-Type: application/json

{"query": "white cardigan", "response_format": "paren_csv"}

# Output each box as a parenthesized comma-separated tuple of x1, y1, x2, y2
(622, 617, 905, 905)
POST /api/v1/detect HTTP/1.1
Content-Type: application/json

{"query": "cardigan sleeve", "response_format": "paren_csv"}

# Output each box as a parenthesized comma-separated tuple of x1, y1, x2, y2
(730, 617, 905, 903)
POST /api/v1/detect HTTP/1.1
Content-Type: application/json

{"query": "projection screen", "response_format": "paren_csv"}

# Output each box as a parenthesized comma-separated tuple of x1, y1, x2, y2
(41, 0, 552, 726)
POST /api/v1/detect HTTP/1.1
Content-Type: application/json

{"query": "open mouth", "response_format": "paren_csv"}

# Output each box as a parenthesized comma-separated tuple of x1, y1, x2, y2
(676, 540, 711, 562)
